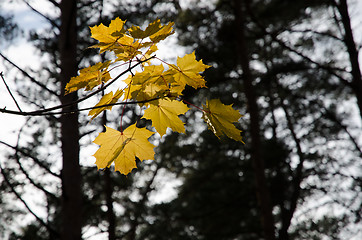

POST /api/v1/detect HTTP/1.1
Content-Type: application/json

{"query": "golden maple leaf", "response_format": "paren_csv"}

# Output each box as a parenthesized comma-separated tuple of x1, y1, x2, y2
(122, 65, 174, 103)
(90, 17, 136, 54)
(65, 61, 111, 94)
(131, 65, 171, 100)
(167, 51, 210, 89)
(129, 19, 162, 38)
(202, 99, 243, 142)
(93, 124, 155, 175)
(88, 89, 123, 120)
(149, 22, 174, 43)
(143, 98, 189, 136)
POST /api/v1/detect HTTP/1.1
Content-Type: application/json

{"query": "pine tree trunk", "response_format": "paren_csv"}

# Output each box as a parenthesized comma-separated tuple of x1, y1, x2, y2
(233, 0, 276, 239)
(59, 0, 82, 239)
(105, 168, 116, 240)
(335, 0, 362, 121)
(102, 112, 116, 240)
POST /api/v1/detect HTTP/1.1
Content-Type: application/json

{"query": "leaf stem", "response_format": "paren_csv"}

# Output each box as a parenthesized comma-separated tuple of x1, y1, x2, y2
(182, 99, 206, 112)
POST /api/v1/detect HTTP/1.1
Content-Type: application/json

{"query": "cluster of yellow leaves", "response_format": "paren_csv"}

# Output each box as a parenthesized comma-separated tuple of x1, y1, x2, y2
(65, 17, 243, 175)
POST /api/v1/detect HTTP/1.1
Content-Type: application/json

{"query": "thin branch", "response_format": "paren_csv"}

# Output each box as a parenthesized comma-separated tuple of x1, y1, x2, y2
(0, 72, 22, 111)
(22, 0, 60, 29)
(79, 129, 97, 139)
(279, 91, 306, 238)
(17, 91, 45, 110)
(244, 3, 353, 88)
(0, 161, 60, 237)
(15, 90, 60, 122)
(286, 28, 343, 43)
(0, 56, 155, 116)
(47, 0, 60, 8)
(14, 149, 58, 199)
(0, 51, 59, 96)
(272, 35, 352, 87)
(13, 124, 58, 199)
(318, 102, 362, 156)
(0, 140, 61, 178)
(0, 96, 161, 116)
(277, 79, 362, 157)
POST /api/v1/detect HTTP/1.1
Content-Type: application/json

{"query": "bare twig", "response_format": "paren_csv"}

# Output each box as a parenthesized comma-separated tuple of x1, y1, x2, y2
(0, 96, 161, 116)
(0, 56, 155, 117)
(279, 91, 306, 238)
(0, 51, 59, 96)
(244, 3, 354, 88)
(12, 123, 58, 199)
(286, 28, 343, 43)
(47, 0, 60, 8)
(0, 161, 60, 237)
(0, 140, 61, 178)
(0, 72, 22, 112)
(22, 0, 60, 29)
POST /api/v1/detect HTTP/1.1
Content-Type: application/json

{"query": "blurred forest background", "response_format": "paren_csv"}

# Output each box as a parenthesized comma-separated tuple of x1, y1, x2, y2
(0, 0, 361, 240)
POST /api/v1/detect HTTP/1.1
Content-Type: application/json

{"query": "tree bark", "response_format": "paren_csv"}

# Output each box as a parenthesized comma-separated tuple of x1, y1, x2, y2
(102, 111, 116, 240)
(278, 98, 305, 240)
(233, 0, 276, 239)
(59, 0, 82, 239)
(105, 168, 116, 240)
(335, 0, 362, 120)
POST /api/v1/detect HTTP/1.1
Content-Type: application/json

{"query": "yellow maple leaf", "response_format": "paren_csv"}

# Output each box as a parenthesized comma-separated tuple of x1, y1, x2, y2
(88, 89, 123, 120)
(93, 124, 155, 175)
(143, 98, 189, 136)
(90, 17, 127, 53)
(129, 19, 164, 39)
(90, 17, 139, 55)
(114, 38, 142, 58)
(169, 51, 210, 89)
(132, 65, 166, 85)
(123, 65, 173, 102)
(65, 61, 111, 94)
(144, 44, 158, 59)
(202, 99, 243, 142)
(149, 21, 174, 43)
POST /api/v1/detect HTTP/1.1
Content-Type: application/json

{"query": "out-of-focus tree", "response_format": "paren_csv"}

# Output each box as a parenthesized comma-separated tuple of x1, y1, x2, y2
(139, 0, 361, 239)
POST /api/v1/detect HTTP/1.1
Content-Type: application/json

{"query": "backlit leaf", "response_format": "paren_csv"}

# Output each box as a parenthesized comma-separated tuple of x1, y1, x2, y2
(202, 99, 243, 142)
(149, 22, 174, 43)
(169, 51, 210, 89)
(88, 89, 123, 120)
(143, 98, 189, 136)
(93, 124, 155, 175)
(90, 17, 127, 53)
(129, 19, 163, 39)
(65, 61, 111, 94)
(123, 65, 173, 102)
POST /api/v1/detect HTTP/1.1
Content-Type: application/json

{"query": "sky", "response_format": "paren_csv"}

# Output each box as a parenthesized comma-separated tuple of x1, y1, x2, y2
(0, 1, 50, 146)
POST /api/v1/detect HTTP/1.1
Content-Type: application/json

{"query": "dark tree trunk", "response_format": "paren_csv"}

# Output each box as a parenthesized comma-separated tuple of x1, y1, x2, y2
(233, 0, 276, 240)
(102, 111, 116, 240)
(335, 0, 362, 120)
(105, 168, 116, 240)
(278, 100, 305, 240)
(59, 0, 82, 239)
